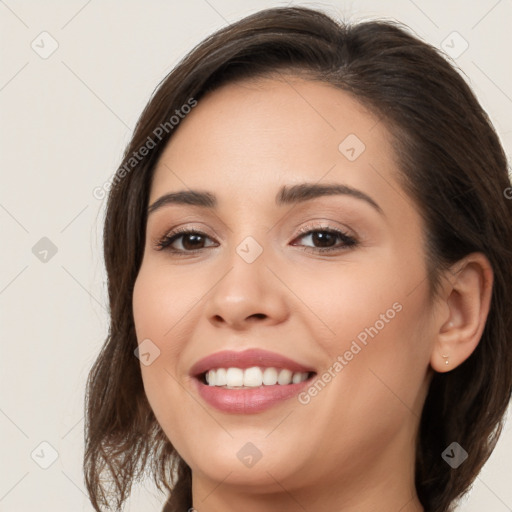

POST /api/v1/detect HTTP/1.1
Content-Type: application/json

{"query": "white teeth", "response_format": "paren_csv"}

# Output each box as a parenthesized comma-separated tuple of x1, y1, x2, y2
(204, 367, 310, 388)
(243, 367, 263, 387)
(262, 367, 278, 385)
(292, 371, 306, 384)
(216, 368, 227, 386)
(277, 369, 293, 385)
(225, 368, 244, 387)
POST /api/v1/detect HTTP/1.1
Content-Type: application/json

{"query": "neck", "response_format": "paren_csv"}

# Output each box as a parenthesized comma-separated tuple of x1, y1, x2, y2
(191, 477, 424, 512)
(191, 484, 423, 512)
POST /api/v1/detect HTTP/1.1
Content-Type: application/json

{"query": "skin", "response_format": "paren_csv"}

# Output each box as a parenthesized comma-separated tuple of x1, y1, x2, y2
(132, 76, 493, 512)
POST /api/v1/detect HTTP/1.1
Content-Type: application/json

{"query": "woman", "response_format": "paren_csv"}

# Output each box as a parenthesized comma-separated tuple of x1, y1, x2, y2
(84, 6, 512, 512)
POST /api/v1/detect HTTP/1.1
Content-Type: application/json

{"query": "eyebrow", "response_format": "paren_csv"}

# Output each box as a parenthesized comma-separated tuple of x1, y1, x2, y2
(147, 183, 383, 216)
(276, 183, 383, 214)
(148, 190, 216, 215)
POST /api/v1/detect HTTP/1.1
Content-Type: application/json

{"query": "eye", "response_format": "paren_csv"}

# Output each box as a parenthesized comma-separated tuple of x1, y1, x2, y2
(155, 228, 217, 253)
(291, 226, 358, 253)
(154, 225, 358, 255)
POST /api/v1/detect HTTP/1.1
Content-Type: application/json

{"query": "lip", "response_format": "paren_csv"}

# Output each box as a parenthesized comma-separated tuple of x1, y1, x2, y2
(189, 348, 316, 414)
(189, 348, 315, 377)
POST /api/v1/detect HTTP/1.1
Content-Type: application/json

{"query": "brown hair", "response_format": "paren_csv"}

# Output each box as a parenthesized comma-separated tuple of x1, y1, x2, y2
(84, 7, 512, 512)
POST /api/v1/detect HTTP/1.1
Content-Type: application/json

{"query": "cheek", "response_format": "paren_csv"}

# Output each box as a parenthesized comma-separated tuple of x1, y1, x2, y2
(291, 249, 432, 409)
(132, 263, 199, 452)
(132, 263, 195, 399)
(287, 251, 409, 351)
(132, 261, 204, 345)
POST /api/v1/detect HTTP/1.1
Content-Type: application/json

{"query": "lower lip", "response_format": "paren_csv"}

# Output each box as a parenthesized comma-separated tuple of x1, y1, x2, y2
(193, 378, 313, 414)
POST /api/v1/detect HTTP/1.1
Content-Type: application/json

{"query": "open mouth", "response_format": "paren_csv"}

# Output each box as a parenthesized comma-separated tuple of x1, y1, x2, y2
(189, 349, 317, 412)
(198, 367, 317, 388)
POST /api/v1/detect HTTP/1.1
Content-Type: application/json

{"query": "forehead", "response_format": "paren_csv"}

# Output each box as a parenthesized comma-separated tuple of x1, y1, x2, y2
(149, 76, 400, 210)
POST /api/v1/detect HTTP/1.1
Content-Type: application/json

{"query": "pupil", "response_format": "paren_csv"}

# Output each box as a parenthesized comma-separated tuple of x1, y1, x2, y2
(183, 234, 204, 250)
(313, 232, 335, 247)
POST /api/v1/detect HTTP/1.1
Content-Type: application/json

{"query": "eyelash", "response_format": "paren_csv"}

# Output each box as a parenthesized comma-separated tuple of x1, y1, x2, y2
(154, 224, 358, 255)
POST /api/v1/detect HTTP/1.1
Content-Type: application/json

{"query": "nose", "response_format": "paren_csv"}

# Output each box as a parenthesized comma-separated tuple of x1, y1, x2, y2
(204, 249, 290, 330)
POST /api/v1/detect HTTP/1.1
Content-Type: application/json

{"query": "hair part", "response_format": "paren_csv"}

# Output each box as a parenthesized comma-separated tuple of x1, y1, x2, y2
(84, 7, 512, 512)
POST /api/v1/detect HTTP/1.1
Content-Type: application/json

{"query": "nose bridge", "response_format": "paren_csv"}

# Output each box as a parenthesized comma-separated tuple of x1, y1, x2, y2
(214, 235, 268, 306)
(205, 232, 288, 328)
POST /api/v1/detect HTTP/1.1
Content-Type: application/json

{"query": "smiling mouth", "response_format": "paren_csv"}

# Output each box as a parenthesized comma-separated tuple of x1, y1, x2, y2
(199, 366, 316, 388)
(190, 348, 318, 412)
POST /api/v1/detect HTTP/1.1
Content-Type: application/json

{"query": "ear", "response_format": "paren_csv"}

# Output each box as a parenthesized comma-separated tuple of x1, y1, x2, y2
(430, 253, 493, 373)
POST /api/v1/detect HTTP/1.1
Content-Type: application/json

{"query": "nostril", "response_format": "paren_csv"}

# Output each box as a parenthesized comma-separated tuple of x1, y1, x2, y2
(248, 313, 266, 320)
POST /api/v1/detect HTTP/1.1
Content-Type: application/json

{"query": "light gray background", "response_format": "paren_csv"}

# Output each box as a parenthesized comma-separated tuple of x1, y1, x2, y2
(1, 0, 511, 510)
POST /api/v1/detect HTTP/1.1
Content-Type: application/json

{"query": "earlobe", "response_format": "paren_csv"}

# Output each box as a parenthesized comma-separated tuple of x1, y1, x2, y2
(430, 254, 493, 373)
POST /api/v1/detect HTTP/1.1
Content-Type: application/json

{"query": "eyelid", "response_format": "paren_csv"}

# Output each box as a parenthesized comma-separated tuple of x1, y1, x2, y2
(293, 219, 356, 240)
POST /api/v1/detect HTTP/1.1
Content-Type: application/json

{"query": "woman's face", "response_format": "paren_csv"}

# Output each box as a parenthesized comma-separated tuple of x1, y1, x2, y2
(133, 77, 439, 505)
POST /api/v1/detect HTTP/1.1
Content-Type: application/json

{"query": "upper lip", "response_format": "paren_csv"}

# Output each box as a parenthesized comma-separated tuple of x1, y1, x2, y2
(189, 348, 316, 378)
